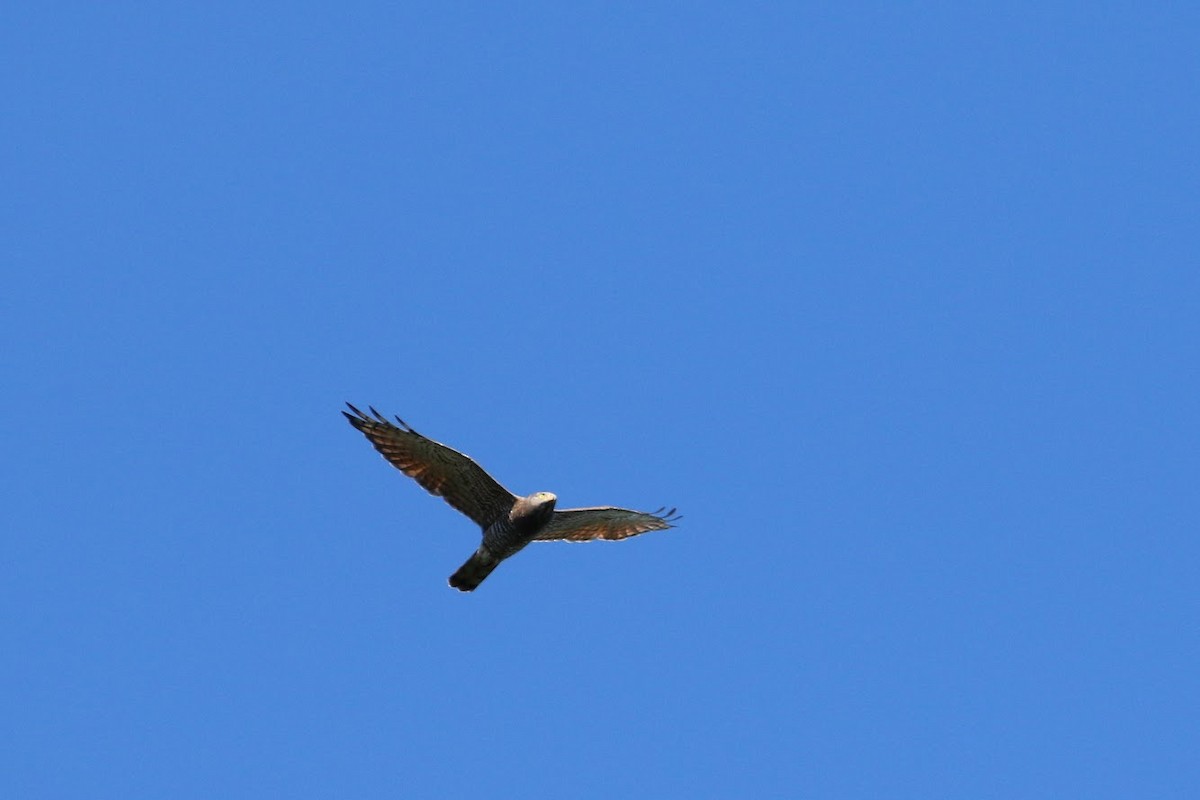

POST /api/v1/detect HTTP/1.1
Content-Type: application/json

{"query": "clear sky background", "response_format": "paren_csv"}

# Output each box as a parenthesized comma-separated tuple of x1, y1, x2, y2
(4, 3, 1197, 798)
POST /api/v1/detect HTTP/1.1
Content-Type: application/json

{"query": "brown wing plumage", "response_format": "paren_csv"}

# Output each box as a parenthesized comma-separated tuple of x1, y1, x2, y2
(532, 506, 681, 542)
(343, 404, 517, 528)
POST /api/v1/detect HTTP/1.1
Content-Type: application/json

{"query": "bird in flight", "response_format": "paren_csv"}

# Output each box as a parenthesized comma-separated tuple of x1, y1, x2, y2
(343, 404, 681, 591)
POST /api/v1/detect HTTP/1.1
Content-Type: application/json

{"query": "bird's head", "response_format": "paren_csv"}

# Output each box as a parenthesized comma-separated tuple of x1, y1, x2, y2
(516, 491, 557, 524)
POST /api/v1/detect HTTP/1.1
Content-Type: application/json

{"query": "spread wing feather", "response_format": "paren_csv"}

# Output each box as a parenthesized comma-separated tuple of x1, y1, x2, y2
(343, 403, 517, 528)
(533, 506, 681, 542)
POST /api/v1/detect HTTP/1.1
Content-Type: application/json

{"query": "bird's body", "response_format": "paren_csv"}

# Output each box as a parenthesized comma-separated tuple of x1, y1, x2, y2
(451, 492, 557, 590)
(343, 404, 679, 591)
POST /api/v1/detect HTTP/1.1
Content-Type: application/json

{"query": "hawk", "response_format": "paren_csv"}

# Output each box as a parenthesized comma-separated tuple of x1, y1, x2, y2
(343, 404, 681, 591)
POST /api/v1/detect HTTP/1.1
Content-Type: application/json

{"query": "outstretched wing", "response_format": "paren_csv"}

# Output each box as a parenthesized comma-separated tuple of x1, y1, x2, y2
(533, 506, 681, 542)
(343, 404, 517, 528)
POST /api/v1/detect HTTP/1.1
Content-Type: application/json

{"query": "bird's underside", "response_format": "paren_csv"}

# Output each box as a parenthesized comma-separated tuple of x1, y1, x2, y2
(343, 403, 681, 591)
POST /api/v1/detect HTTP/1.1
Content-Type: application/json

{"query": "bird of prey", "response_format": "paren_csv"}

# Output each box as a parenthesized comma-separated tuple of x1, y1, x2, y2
(343, 403, 680, 591)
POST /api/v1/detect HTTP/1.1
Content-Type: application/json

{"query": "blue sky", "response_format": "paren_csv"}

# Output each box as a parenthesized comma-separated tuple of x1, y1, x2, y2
(4, 3, 1197, 797)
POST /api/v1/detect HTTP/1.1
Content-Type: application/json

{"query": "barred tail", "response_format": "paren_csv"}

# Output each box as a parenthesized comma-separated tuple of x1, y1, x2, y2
(448, 547, 501, 592)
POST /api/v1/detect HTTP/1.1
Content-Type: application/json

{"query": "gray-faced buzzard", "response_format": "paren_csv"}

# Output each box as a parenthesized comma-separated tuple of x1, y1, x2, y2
(343, 404, 681, 591)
